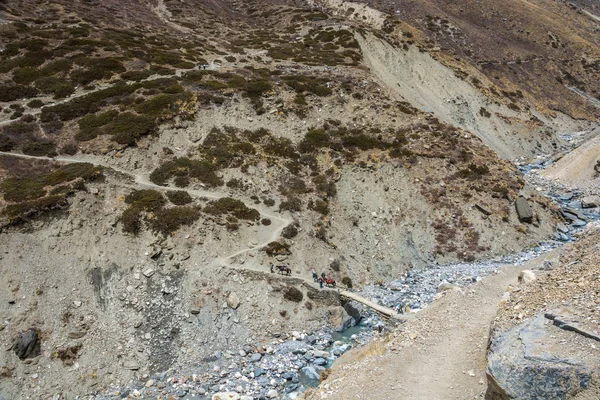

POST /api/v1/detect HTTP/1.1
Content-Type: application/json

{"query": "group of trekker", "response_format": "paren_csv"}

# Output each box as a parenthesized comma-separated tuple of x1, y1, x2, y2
(311, 268, 329, 288)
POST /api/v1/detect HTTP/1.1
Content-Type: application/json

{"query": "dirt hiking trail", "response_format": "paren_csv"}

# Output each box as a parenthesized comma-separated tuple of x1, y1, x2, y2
(306, 250, 561, 400)
(0, 151, 402, 319)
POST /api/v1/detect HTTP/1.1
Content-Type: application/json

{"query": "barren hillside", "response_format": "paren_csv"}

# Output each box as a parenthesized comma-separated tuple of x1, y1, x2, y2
(0, 0, 598, 399)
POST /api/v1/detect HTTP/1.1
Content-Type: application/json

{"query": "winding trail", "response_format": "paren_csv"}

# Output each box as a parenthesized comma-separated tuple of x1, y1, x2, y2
(0, 151, 401, 319)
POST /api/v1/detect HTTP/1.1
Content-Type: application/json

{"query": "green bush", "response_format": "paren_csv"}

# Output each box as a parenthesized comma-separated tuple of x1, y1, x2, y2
(149, 206, 200, 235)
(0, 135, 15, 151)
(166, 190, 193, 205)
(121, 70, 152, 82)
(261, 218, 271, 226)
(457, 163, 490, 180)
(341, 276, 353, 288)
(12, 67, 41, 84)
(279, 197, 302, 212)
(1, 163, 101, 202)
(0, 85, 39, 102)
(149, 157, 223, 187)
(124, 189, 165, 211)
(263, 241, 291, 256)
(284, 287, 303, 302)
(76, 109, 119, 141)
(41, 82, 135, 122)
(311, 199, 329, 215)
(135, 93, 190, 119)
(35, 76, 75, 98)
(282, 224, 298, 239)
(61, 143, 78, 155)
(110, 112, 156, 145)
(121, 207, 141, 234)
(3, 194, 69, 220)
(27, 99, 44, 108)
(40, 59, 73, 76)
(299, 129, 330, 152)
(204, 197, 260, 220)
(243, 80, 272, 98)
(22, 140, 56, 156)
(282, 75, 332, 97)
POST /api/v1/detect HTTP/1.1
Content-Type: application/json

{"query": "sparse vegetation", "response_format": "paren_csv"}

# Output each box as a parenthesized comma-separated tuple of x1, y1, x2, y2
(284, 287, 303, 302)
(150, 157, 223, 187)
(149, 206, 200, 235)
(204, 197, 260, 221)
(166, 190, 193, 205)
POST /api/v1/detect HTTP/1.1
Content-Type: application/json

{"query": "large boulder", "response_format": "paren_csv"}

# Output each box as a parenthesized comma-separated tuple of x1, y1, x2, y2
(486, 310, 599, 399)
(12, 328, 41, 360)
(329, 307, 355, 332)
(515, 196, 533, 223)
(581, 196, 599, 209)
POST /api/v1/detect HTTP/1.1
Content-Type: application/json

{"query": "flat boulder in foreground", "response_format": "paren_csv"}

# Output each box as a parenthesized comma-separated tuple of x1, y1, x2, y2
(486, 309, 599, 399)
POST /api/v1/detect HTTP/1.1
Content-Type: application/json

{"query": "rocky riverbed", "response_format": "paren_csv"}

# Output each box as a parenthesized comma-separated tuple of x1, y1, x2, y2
(93, 317, 380, 400)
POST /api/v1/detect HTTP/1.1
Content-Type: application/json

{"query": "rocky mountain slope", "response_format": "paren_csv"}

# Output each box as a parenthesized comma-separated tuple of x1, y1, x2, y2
(0, 0, 598, 398)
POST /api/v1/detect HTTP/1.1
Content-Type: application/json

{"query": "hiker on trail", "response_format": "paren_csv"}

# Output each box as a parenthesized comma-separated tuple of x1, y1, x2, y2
(270, 263, 274, 273)
(321, 272, 326, 280)
(311, 268, 318, 282)
(319, 277, 324, 289)
(202, 63, 207, 70)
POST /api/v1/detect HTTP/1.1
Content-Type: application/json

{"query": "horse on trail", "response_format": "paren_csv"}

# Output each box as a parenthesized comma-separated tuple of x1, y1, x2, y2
(271, 264, 291, 275)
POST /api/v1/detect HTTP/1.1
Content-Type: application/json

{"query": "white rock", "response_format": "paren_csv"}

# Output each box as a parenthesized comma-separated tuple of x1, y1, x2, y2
(518, 270, 536, 284)
(212, 393, 240, 400)
(142, 268, 155, 278)
(227, 292, 241, 309)
(267, 389, 278, 398)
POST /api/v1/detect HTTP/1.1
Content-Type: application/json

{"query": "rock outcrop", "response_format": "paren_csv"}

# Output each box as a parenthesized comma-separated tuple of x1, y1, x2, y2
(486, 309, 600, 399)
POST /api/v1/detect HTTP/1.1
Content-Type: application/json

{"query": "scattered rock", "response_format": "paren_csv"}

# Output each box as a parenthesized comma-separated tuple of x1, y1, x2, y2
(250, 353, 262, 362)
(123, 359, 140, 370)
(12, 328, 41, 360)
(190, 305, 201, 315)
(212, 392, 240, 400)
(67, 330, 87, 339)
(266, 389, 278, 398)
(474, 203, 493, 216)
(581, 196, 599, 208)
(302, 366, 320, 380)
(227, 292, 241, 309)
(142, 268, 155, 278)
(515, 196, 533, 223)
(556, 223, 569, 234)
(517, 270, 536, 284)
(564, 207, 586, 221)
(438, 280, 460, 292)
